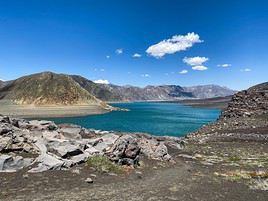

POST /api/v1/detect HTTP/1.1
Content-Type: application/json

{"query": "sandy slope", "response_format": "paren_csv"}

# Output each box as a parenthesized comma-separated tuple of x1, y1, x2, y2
(0, 100, 107, 118)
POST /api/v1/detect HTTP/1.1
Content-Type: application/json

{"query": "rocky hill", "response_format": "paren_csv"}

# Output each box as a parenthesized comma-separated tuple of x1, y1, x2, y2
(0, 80, 4, 89)
(183, 85, 236, 99)
(221, 82, 268, 119)
(188, 81, 268, 141)
(0, 72, 104, 106)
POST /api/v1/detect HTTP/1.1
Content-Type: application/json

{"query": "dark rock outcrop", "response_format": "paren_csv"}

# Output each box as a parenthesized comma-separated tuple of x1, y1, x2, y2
(187, 82, 268, 142)
(221, 82, 268, 119)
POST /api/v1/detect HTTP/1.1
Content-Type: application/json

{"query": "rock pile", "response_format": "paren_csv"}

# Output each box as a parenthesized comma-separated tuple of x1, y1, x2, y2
(221, 82, 268, 119)
(186, 82, 268, 142)
(0, 115, 184, 173)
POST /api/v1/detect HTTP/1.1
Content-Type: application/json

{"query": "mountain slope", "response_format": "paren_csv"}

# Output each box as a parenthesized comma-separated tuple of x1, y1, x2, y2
(98, 84, 193, 101)
(183, 85, 236, 99)
(0, 72, 104, 106)
(70, 75, 123, 101)
(221, 82, 268, 119)
(0, 80, 4, 89)
(100, 84, 234, 101)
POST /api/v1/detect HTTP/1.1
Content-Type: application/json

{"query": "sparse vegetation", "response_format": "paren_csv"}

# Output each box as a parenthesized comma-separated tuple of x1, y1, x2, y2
(87, 156, 125, 174)
(228, 155, 241, 162)
(215, 170, 268, 181)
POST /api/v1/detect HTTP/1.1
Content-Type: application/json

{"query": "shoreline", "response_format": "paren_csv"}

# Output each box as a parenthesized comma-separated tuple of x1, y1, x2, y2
(0, 103, 109, 118)
(175, 96, 232, 109)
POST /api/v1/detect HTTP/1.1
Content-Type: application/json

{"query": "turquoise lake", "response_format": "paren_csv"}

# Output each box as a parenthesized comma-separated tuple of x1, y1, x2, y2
(47, 102, 221, 137)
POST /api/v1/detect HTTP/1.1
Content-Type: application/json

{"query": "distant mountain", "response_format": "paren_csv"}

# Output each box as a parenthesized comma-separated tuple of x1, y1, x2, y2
(183, 85, 237, 99)
(100, 85, 194, 101)
(0, 72, 105, 106)
(70, 77, 194, 101)
(0, 72, 237, 104)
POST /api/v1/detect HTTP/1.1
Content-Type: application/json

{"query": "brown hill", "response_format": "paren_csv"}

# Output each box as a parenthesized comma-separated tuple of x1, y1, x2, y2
(0, 72, 104, 106)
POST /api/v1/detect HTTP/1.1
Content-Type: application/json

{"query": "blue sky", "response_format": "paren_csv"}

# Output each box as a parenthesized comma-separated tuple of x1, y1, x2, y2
(0, 0, 268, 90)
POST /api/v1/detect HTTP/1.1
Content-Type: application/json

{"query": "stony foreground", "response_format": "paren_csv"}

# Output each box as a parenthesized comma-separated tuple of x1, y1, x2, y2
(0, 115, 184, 173)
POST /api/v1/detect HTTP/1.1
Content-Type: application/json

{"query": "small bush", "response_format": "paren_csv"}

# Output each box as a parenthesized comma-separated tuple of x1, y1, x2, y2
(228, 155, 241, 162)
(87, 156, 125, 174)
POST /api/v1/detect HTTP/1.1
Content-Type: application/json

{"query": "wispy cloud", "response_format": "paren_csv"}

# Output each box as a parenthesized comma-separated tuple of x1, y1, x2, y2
(146, 32, 203, 58)
(183, 56, 209, 66)
(106, 55, 110, 59)
(192, 65, 208, 71)
(93, 79, 110, 84)
(93, 68, 105, 72)
(179, 70, 188, 74)
(217, 63, 231, 68)
(132, 53, 142, 58)
(240, 68, 251, 72)
(115, 48, 123, 55)
(141, 74, 150, 77)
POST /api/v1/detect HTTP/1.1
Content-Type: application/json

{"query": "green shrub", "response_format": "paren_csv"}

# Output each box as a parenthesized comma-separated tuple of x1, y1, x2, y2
(87, 156, 125, 174)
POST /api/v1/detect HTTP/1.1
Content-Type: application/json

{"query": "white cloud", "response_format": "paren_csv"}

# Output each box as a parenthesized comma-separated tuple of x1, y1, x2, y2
(115, 48, 123, 55)
(146, 32, 203, 58)
(141, 74, 150, 77)
(93, 79, 110, 84)
(192, 65, 208, 71)
(132, 53, 142, 58)
(106, 55, 110, 59)
(183, 56, 209, 66)
(100, 69, 105, 72)
(240, 68, 251, 72)
(217, 63, 231, 68)
(179, 70, 188, 74)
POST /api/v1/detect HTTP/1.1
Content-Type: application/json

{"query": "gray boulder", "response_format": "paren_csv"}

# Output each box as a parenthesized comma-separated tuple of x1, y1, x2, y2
(0, 154, 33, 172)
(138, 138, 171, 161)
(0, 136, 13, 152)
(29, 154, 64, 172)
(28, 120, 57, 131)
(47, 141, 83, 158)
(59, 127, 82, 140)
(108, 135, 140, 165)
(0, 124, 13, 135)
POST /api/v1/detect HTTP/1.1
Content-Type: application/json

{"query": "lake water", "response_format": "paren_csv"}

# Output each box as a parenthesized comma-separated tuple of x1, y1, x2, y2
(47, 102, 221, 137)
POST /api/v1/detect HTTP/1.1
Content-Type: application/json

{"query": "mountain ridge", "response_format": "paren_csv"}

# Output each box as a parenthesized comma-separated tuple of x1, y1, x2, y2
(0, 72, 237, 104)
